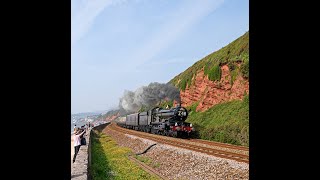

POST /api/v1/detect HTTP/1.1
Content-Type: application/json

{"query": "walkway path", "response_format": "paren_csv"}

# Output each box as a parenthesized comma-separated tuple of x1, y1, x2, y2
(71, 130, 90, 180)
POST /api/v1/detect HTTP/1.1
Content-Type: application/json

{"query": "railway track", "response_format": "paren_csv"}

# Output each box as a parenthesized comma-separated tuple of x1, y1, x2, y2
(108, 123, 249, 164)
(189, 139, 249, 151)
(128, 155, 168, 180)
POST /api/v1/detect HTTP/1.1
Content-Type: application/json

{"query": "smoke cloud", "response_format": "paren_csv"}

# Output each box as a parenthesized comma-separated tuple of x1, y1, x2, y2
(119, 82, 180, 113)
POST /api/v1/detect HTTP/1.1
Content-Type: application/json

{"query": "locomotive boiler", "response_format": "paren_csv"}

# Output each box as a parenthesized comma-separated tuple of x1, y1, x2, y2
(117, 105, 194, 138)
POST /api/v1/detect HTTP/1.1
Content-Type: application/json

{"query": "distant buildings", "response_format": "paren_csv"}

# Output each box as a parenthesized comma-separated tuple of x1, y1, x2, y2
(71, 114, 103, 126)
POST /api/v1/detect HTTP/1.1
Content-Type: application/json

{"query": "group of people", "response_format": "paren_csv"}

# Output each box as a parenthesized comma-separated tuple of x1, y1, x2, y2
(72, 124, 89, 163)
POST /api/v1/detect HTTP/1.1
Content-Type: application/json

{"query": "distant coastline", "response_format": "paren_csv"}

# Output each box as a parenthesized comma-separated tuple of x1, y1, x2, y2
(71, 121, 87, 133)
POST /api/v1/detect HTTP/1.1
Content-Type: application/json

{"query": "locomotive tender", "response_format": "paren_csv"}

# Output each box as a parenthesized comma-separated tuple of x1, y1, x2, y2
(117, 105, 194, 138)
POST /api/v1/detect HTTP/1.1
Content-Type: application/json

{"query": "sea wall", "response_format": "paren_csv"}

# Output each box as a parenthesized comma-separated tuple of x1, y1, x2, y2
(71, 123, 110, 180)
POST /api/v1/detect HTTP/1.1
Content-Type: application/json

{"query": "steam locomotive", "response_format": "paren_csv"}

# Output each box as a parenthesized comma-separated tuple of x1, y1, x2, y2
(117, 105, 194, 138)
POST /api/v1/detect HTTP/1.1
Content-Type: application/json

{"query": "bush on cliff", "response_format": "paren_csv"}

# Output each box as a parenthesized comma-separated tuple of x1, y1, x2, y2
(186, 96, 249, 146)
(170, 31, 249, 90)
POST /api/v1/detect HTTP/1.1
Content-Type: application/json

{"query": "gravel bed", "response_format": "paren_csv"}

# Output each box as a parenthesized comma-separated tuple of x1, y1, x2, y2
(115, 126, 248, 156)
(103, 128, 249, 180)
(165, 138, 248, 156)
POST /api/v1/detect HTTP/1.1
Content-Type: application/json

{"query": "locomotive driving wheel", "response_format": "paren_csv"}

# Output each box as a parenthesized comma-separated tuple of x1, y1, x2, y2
(173, 132, 177, 138)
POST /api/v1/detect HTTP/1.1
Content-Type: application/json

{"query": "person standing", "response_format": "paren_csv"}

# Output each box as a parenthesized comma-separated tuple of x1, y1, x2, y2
(72, 129, 86, 163)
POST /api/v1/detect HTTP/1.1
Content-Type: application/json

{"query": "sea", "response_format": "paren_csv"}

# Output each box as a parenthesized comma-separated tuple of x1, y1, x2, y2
(71, 121, 87, 134)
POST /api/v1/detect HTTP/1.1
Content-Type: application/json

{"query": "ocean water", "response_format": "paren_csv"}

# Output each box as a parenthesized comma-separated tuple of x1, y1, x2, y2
(71, 121, 87, 134)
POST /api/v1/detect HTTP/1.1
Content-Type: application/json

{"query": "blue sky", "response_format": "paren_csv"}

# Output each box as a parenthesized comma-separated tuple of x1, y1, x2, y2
(71, 0, 249, 114)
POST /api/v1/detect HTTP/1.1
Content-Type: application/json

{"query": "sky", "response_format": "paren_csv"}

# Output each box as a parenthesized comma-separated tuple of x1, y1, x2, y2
(71, 0, 249, 114)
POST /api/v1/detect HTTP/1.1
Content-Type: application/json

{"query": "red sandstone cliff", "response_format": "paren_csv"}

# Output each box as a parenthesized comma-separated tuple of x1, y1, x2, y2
(105, 112, 120, 121)
(177, 64, 249, 112)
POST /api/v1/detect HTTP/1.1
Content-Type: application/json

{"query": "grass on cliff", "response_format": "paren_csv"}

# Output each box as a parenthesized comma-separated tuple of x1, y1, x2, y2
(169, 31, 249, 91)
(186, 95, 249, 147)
(90, 130, 160, 180)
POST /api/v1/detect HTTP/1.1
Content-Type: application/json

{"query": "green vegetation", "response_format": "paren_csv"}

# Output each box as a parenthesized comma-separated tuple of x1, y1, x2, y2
(187, 101, 200, 115)
(206, 64, 221, 82)
(186, 96, 249, 146)
(169, 31, 249, 89)
(240, 55, 249, 79)
(90, 130, 160, 180)
(178, 73, 194, 91)
(230, 64, 239, 86)
(134, 155, 161, 168)
(180, 78, 187, 91)
(167, 32, 249, 146)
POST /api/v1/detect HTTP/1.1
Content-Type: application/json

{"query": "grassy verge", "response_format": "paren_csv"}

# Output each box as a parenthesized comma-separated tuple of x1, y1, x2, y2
(90, 130, 160, 180)
(134, 155, 161, 169)
(186, 95, 249, 147)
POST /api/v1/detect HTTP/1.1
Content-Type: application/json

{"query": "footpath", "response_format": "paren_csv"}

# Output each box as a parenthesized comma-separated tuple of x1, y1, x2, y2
(71, 123, 109, 179)
(71, 129, 91, 180)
